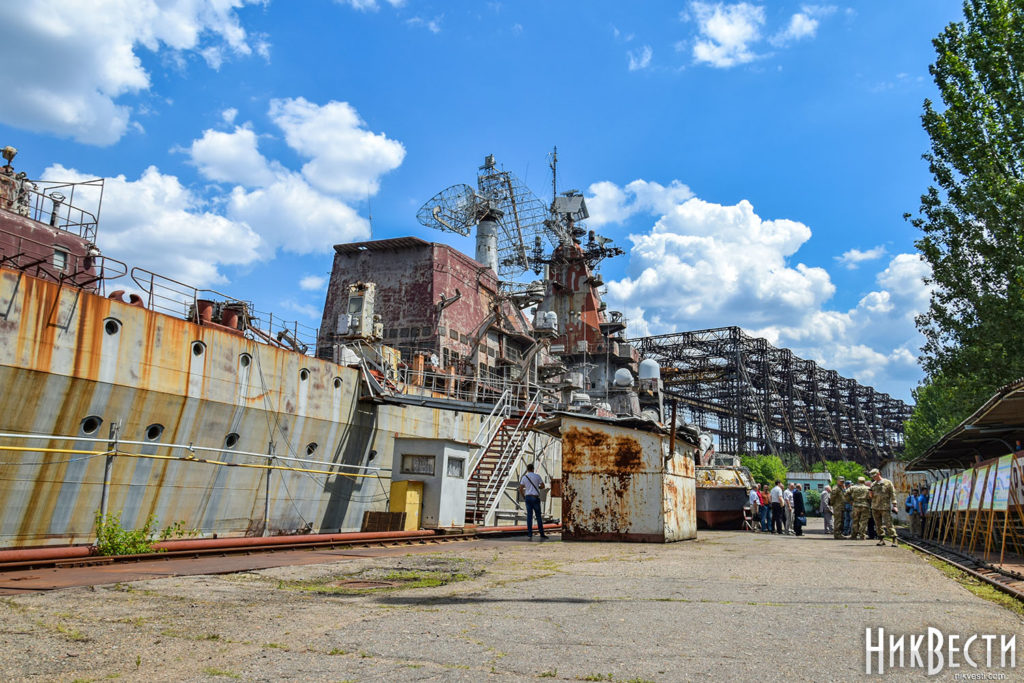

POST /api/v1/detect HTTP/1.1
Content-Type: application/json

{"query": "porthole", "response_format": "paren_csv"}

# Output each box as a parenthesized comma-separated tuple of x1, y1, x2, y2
(224, 432, 240, 449)
(299, 368, 310, 381)
(145, 423, 164, 441)
(239, 353, 251, 368)
(80, 415, 103, 435)
(305, 442, 318, 456)
(191, 341, 205, 356)
(103, 318, 121, 336)
(333, 377, 342, 389)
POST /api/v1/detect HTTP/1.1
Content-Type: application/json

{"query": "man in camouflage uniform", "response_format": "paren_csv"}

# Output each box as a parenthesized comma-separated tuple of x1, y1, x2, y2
(848, 477, 871, 539)
(869, 467, 898, 547)
(830, 476, 847, 539)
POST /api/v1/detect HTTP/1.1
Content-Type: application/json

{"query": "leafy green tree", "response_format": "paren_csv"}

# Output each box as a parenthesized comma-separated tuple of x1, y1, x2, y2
(906, 0, 1024, 453)
(805, 490, 822, 517)
(739, 454, 788, 487)
(811, 460, 867, 485)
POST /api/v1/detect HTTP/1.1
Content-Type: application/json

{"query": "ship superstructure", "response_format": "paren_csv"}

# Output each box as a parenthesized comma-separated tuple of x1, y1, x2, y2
(0, 147, 695, 549)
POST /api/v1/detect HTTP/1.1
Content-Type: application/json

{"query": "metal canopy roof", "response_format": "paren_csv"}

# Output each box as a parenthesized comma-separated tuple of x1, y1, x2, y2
(907, 377, 1024, 471)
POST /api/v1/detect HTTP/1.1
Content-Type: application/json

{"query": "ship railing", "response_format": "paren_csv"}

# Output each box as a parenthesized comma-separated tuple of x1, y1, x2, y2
(0, 430, 389, 475)
(394, 366, 535, 410)
(128, 266, 319, 354)
(0, 173, 103, 242)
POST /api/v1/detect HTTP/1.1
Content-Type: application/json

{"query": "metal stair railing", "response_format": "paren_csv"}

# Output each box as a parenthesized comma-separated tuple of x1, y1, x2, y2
(479, 390, 544, 526)
(467, 388, 513, 475)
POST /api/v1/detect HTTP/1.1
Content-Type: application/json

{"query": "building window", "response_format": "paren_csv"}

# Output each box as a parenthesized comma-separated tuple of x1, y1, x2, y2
(401, 454, 435, 476)
(447, 458, 465, 479)
(53, 249, 68, 272)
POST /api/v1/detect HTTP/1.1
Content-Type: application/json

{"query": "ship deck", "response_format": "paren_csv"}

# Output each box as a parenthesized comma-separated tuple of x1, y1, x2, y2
(1, 519, 1022, 681)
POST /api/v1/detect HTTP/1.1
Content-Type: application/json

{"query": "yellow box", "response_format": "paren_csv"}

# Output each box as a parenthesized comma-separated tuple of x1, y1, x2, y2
(389, 480, 423, 530)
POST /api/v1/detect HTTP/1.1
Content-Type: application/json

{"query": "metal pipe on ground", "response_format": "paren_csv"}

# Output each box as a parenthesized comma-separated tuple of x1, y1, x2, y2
(0, 524, 560, 565)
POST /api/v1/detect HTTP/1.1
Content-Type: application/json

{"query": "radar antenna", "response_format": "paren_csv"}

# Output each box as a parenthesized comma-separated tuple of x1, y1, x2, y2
(417, 155, 565, 281)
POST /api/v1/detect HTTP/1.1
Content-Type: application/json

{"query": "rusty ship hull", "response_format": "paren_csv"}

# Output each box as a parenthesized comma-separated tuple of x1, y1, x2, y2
(695, 466, 755, 530)
(0, 266, 499, 547)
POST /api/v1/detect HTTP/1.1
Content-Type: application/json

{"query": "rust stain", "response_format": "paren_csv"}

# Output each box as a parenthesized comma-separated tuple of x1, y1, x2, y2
(563, 427, 643, 473)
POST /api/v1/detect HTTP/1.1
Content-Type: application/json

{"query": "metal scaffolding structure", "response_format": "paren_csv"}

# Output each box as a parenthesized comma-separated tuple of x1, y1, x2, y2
(631, 326, 914, 467)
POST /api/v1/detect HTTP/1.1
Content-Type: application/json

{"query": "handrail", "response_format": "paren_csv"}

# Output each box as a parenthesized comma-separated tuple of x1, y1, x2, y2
(0, 430, 389, 473)
(480, 389, 544, 524)
(467, 389, 514, 474)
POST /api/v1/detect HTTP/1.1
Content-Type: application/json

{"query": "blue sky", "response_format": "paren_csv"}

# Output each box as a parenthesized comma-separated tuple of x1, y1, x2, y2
(0, 1, 967, 401)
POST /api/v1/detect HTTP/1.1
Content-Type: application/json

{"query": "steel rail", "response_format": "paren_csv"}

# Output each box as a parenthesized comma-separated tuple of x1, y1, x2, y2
(0, 525, 561, 574)
(898, 532, 1024, 602)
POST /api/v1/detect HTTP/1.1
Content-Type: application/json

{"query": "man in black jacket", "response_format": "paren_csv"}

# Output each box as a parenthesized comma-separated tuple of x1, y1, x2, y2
(792, 483, 806, 536)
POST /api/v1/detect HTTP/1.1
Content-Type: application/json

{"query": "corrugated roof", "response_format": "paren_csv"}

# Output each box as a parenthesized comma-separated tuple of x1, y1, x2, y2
(907, 377, 1024, 471)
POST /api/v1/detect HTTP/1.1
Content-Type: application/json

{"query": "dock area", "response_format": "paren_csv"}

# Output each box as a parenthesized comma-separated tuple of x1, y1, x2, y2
(1, 520, 1022, 681)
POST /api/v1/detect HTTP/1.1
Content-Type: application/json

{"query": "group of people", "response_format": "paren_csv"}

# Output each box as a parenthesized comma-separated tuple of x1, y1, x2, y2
(748, 481, 807, 536)
(905, 486, 930, 536)
(747, 468, 900, 546)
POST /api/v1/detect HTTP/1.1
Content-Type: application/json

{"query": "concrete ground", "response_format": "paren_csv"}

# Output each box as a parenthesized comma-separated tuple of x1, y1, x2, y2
(1, 518, 1022, 682)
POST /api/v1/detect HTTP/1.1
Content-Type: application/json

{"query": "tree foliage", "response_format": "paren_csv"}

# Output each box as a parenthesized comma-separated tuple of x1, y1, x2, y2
(740, 454, 788, 487)
(810, 460, 867, 485)
(905, 0, 1024, 457)
(805, 490, 822, 517)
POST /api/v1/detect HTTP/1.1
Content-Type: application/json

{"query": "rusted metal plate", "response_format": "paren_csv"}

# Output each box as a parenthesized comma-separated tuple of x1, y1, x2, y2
(560, 416, 695, 542)
(0, 267, 498, 548)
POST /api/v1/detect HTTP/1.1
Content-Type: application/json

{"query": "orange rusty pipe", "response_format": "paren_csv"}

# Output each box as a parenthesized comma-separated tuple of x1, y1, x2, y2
(0, 546, 94, 563)
(0, 525, 562, 564)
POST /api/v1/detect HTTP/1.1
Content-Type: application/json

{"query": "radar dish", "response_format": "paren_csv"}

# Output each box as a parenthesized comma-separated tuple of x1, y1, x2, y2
(416, 183, 477, 236)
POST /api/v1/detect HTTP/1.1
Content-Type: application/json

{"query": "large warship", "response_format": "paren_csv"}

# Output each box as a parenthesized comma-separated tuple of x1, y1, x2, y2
(0, 147, 698, 549)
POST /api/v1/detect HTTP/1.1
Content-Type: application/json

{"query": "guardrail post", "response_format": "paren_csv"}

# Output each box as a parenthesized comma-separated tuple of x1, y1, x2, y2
(264, 441, 275, 537)
(100, 421, 119, 520)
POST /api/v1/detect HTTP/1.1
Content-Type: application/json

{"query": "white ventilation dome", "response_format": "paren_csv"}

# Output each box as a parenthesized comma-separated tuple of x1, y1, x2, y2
(613, 368, 634, 387)
(638, 358, 660, 380)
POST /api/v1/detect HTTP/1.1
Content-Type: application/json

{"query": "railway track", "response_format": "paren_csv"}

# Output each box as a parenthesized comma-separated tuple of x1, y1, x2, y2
(899, 531, 1024, 602)
(0, 525, 557, 574)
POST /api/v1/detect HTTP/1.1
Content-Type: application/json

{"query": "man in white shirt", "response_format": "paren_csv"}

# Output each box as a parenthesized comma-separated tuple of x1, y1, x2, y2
(784, 483, 795, 535)
(769, 481, 784, 534)
(747, 486, 760, 531)
(518, 463, 547, 540)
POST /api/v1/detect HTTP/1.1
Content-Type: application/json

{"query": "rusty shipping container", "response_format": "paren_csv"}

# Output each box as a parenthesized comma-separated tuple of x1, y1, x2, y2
(554, 414, 697, 542)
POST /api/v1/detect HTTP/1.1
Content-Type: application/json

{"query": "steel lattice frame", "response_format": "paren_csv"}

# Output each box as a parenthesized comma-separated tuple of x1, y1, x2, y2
(631, 326, 913, 467)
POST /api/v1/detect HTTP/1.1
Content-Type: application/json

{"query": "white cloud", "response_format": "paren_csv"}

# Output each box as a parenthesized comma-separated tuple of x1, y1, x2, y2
(299, 275, 327, 291)
(407, 16, 443, 33)
(835, 245, 887, 270)
(595, 180, 930, 397)
(0, 0, 263, 145)
(587, 179, 694, 228)
(189, 125, 279, 187)
(770, 6, 835, 47)
(337, 0, 405, 10)
(227, 174, 369, 254)
(689, 2, 765, 68)
(628, 46, 653, 71)
(43, 163, 261, 287)
(186, 98, 401, 254)
(268, 98, 406, 199)
(221, 108, 239, 125)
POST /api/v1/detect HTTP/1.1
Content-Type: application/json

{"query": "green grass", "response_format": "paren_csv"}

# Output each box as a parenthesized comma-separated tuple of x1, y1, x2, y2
(282, 568, 473, 595)
(579, 675, 613, 681)
(262, 642, 288, 650)
(327, 648, 348, 656)
(922, 553, 1024, 617)
(538, 670, 558, 678)
(202, 667, 240, 679)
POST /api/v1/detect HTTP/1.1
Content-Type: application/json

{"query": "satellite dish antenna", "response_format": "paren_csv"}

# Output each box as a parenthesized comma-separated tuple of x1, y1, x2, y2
(417, 155, 563, 281)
